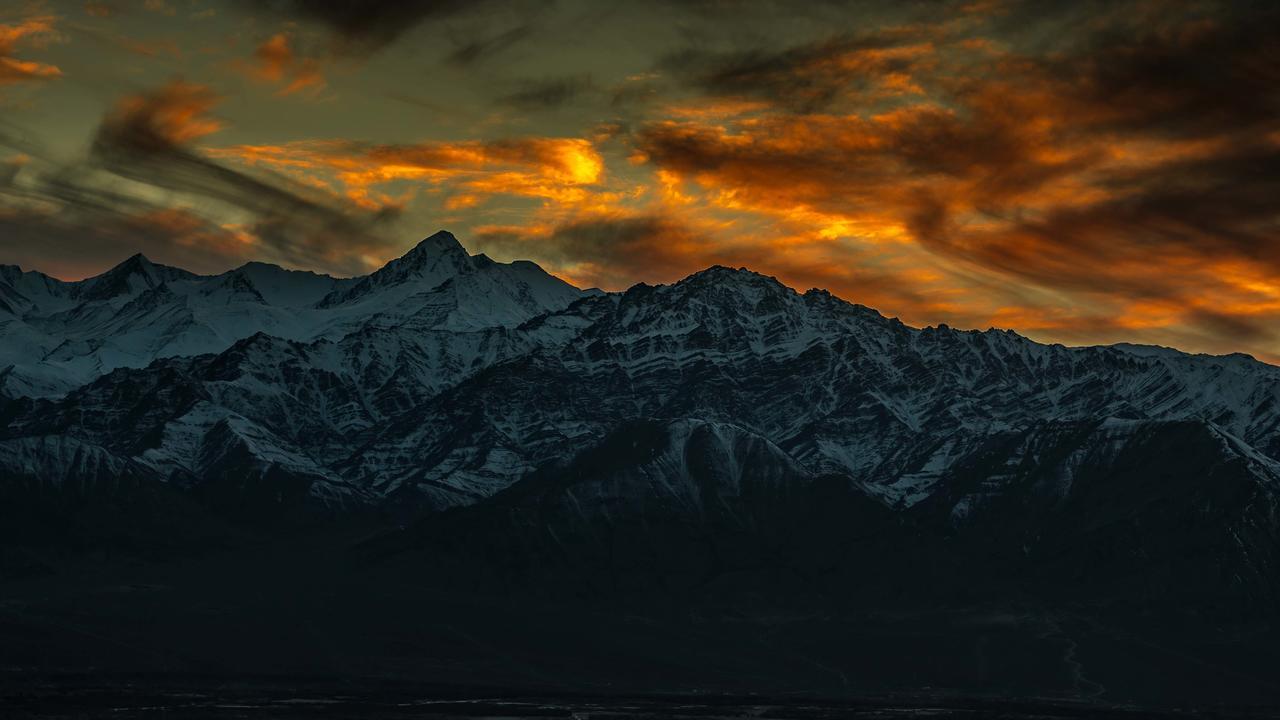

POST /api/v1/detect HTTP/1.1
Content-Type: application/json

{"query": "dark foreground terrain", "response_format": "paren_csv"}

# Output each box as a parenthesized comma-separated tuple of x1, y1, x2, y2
(8, 679, 1278, 720)
(2, 509, 1279, 718)
(4, 417, 1280, 716)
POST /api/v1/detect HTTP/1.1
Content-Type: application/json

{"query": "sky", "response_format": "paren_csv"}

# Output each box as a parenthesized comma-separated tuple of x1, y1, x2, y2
(1, 0, 1278, 360)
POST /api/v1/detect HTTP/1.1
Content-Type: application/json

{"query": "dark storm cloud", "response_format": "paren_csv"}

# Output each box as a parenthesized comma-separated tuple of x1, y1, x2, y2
(246, 0, 485, 54)
(1045, 7, 1280, 139)
(497, 75, 593, 109)
(660, 28, 932, 112)
(475, 213, 933, 312)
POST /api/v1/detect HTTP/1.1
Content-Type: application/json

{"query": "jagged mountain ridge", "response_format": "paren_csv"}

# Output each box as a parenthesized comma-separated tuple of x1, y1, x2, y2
(0, 231, 585, 399)
(2, 231, 1280, 523)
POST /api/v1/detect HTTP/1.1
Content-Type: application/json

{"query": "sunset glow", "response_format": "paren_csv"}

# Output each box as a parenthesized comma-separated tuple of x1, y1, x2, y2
(1, 0, 1277, 359)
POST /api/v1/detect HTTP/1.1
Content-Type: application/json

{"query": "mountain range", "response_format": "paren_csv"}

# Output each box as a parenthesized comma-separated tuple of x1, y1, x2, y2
(4, 231, 1280, 513)
(3, 231, 1279, 708)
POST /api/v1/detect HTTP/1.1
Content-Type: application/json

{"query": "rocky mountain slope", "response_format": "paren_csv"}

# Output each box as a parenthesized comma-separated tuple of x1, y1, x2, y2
(3, 231, 1280, 526)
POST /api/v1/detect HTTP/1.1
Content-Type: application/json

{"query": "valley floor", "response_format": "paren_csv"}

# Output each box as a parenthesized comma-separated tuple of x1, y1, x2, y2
(6, 680, 1277, 719)
(2, 529, 1278, 716)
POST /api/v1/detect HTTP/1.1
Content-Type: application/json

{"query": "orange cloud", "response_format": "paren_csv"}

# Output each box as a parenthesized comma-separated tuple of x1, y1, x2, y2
(0, 15, 62, 85)
(100, 79, 223, 147)
(469, 206, 956, 327)
(444, 193, 482, 210)
(571, 8, 1280, 360)
(245, 32, 325, 96)
(207, 136, 606, 211)
(83, 2, 115, 18)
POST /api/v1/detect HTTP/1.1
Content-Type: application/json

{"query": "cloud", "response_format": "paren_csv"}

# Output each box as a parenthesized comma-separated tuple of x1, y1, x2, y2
(4, 78, 613, 277)
(474, 214, 709, 289)
(471, 208, 944, 318)
(247, 0, 500, 55)
(497, 75, 593, 110)
(79, 27, 182, 59)
(0, 14, 62, 86)
(905, 5, 1280, 349)
(5, 0, 1278, 362)
(82, 2, 117, 18)
(909, 139, 1280, 352)
(1, 80, 401, 277)
(207, 135, 606, 209)
(1042, 5, 1280, 139)
(89, 81, 401, 273)
(0, 205, 257, 279)
(243, 32, 325, 96)
(629, 104, 1075, 245)
(97, 79, 224, 148)
(445, 22, 533, 66)
(143, 0, 175, 17)
(661, 28, 936, 112)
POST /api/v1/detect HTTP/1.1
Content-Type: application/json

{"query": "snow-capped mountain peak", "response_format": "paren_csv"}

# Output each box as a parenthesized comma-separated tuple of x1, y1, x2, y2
(371, 230, 470, 279)
(405, 229, 467, 259)
(79, 253, 198, 302)
(314, 231, 478, 308)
